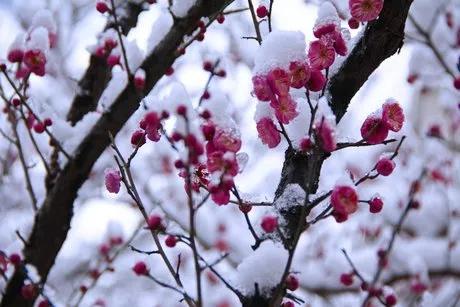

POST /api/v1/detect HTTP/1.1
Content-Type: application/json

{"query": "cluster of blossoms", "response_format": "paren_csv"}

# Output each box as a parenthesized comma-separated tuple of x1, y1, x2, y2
(252, 3, 350, 151)
(6, 10, 57, 78)
(105, 101, 244, 207)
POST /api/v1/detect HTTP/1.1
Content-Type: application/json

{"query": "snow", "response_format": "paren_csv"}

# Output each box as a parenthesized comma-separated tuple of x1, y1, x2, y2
(235, 241, 288, 295)
(26, 27, 49, 52)
(147, 11, 173, 53)
(275, 184, 306, 209)
(171, 0, 196, 18)
(253, 30, 307, 75)
(98, 67, 128, 108)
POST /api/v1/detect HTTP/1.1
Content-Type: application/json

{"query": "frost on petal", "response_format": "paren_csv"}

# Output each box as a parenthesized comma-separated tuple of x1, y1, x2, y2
(105, 169, 122, 194)
(360, 114, 389, 144)
(236, 241, 288, 295)
(382, 99, 405, 132)
(349, 0, 384, 22)
(257, 117, 281, 148)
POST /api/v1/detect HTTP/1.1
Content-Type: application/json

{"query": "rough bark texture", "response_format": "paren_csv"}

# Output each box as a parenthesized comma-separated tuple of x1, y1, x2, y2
(243, 0, 414, 306)
(66, 2, 144, 125)
(0, 1, 233, 306)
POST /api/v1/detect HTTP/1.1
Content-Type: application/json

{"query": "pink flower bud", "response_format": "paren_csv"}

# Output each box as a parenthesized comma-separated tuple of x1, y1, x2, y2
(132, 261, 148, 275)
(369, 196, 383, 213)
(256, 5, 268, 18)
(261, 215, 278, 233)
(104, 169, 121, 194)
(376, 157, 395, 176)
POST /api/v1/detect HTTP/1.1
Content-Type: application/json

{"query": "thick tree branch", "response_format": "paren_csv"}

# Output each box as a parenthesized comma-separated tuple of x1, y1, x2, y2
(1, 1, 234, 306)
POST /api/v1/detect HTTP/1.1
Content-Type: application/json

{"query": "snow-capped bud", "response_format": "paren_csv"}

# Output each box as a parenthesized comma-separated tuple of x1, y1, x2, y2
(132, 261, 148, 275)
(376, 157, 395, 176)
(285, 274, 299, 291)
(134, 69, 146, 90)
(104, 169, 121, 194)
(261, 215, 278, 233)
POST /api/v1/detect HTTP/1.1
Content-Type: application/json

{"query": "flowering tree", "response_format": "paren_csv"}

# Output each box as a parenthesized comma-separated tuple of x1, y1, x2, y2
(0, 0, 460, 306)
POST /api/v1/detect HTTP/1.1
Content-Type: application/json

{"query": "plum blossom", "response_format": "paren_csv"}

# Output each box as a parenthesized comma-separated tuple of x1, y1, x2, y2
(382, 100, 405, 132)
(349, 0, 384, 22)
(256, 117, 281, 148)
(272, 95, 298, 124)
(331, 185, 358, 215)
(308, 40, 335, 70)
